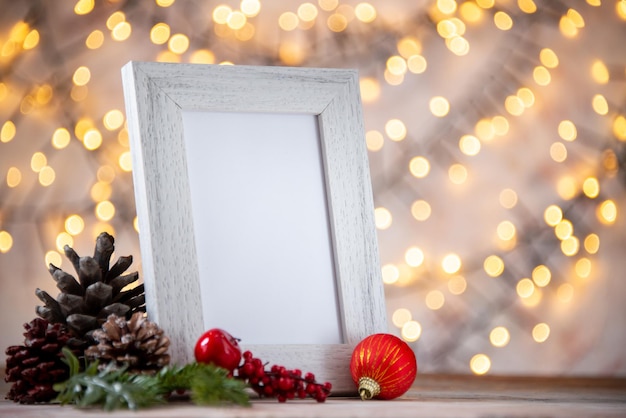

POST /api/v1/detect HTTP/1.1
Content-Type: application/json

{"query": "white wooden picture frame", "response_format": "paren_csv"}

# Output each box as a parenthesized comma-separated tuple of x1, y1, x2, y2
(121, 61, 387, 394)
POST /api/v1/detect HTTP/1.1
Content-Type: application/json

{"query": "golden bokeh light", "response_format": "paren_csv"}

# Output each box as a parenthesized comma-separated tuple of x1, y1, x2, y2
(74, 0, 95, 15)
(190, 49, 216, 64)
(52, 128, 71, 149)
(459, 1, 483, 22)
(73, 66, 91, 86)
(556, 175, 578, 200)
(575, 257, 592, 279)
(150, 23, 171, 45)
(360, 77, 381, 103)
(39, 166, 55, 186)
(442, 253, 461, 275)
(409, 156, 430, 178)
(596, 199, 617, 224)
(613, 115, 626, 141)
(1, 121, 16, 143)
(405, 246, 425, 267)
(96, 200, 116, 221)
(327, 13, 348, 32)
(425, 290, 445, 310)
(430, 96, 450, 117)
(65, 214, 85, 236)
(86, 30, 104, 49)
(591, 60, 609, 84)
(561, 236, 580, 256)
(156, 0, 176, 7)
(517, 87, 535, 107)
(119, 151, 133, 172)
(592, 94, 609, 115)
(497, 220, 516, 241)
(241, 0, 261, 17)
(505, 95, 525, 116)
(374, 207, 393, 230)
(103, 109, 124, 131)
(490, 326, 510, 347)
(56, 232, 73, 252)
(30, 152, 47, 172)
(227, 11, 247, 30)
(386, 55, 407, 76)
(499, 188, 518, 209)
(6, 167, 21, 188)
(494, 11, 513, 30)
(554, 219, 573, 240)
(382, 263, 399, 284)
(544, 204, 563, 226)
(45, 250, 62, 267)
(91, 181, 112, 202)
(365, 130, 384, 151)
(448, 163, 468, 185)
(459, 134, 481, 156)
(584, 233, 600, 254)
(582, 177, 600, 198)
(448, 275, 467, 295)
(0, 231, 13, 253)
(533, 65, 551, 85)
(397, 36, 421, 58)
(518, 0, 537, 13)
(169, 33, 190, 54)
(83, 129, 103, 151)
(355, 2, 376, 23)
(213, 5, 232, 24)
(516, 278, 535, 298)
(437, 0, 458, 14)
(411, 200, 431, 221)
(532, 264, 551, 287)
(558, 120, 577, 141)
(470, 354, 491, 375)
(112, 21, 132, 41)
(392, 308, 412, 328)
(401, 320, 422, 342)
(385, 118, 407, 141)
(532, 323, 550, 343)
(550, 142, 567, 162)
(407, 54, 427, 74)
(484, 255, 505, 277)
(559, 15, 578, 37)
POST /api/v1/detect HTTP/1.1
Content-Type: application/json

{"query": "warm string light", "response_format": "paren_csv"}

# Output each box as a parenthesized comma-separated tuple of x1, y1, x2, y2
(0, 1, 623, 375)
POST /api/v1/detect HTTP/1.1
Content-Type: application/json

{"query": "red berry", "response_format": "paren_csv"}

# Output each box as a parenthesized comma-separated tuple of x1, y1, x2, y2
(194, 328, 242, 372)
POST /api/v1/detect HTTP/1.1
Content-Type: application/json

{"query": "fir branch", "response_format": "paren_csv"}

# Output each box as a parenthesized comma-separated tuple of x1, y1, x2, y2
(189, 364, 250, 406)
(53, 349, 250, 411)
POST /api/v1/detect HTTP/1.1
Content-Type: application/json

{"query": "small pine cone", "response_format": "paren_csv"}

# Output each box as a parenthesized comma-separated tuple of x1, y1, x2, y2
(4, 318, 80, 404)
(85, 312, 170, 374)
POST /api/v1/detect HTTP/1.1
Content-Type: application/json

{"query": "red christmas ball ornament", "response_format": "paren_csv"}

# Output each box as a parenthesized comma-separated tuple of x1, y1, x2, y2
(350, 333, 417, 400)
(194, 328, 242, 373)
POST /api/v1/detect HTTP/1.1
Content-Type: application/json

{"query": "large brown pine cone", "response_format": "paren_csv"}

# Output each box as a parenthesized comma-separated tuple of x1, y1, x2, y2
(85, 312, 170, 374)
(35, 232, 145, 344)
(4, 318, 80, 403)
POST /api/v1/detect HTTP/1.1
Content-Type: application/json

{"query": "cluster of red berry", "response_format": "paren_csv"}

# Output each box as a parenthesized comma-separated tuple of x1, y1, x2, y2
(194, 328, 331, 403)
(236, 350, 331, 402)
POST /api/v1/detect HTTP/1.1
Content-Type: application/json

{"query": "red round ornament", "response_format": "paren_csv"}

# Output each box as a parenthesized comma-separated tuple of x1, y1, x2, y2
(350, 333, 417, 400)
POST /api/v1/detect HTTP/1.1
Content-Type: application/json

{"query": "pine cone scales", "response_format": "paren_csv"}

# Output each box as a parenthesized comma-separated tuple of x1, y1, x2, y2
(85, 313, 170, 373)
(5, 318, 79, 403)
(35, 232, 146, 341)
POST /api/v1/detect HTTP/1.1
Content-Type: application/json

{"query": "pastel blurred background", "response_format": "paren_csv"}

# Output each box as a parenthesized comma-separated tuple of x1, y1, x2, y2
(1, 0, 625, 376)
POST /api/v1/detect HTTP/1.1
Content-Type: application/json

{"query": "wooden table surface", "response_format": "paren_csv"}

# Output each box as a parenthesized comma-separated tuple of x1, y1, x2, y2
(2, 374, 625, 418)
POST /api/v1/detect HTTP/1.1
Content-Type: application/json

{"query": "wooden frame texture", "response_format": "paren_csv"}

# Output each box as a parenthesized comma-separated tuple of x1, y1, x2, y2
(121, 61, 387, 394)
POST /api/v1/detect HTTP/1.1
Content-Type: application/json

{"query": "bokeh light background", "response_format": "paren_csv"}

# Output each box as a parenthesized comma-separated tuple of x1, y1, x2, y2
(1, 0, 625, 376)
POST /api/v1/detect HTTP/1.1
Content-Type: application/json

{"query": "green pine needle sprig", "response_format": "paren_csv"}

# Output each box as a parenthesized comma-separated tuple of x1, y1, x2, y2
(53, 348, 250, 411)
